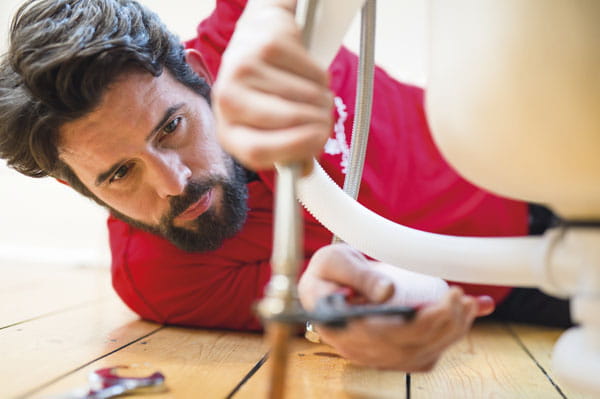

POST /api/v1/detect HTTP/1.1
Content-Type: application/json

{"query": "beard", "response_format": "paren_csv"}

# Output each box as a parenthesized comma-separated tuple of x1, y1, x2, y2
(110, 161, 249, 252)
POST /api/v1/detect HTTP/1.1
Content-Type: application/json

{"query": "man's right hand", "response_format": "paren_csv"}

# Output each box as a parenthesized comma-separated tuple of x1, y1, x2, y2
(298, 244, 495, 371)
(213, 0, 334, 173)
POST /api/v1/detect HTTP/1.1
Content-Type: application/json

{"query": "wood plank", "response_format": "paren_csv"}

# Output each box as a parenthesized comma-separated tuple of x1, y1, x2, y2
(410, 321, 564, 398)
(235, 338, 407, 399)
(31, 327, 268, 399)
(0, 297, 159, 399)
(3, 261, 581, 398)
(0, 262, 111, 328)
(509, 323, 590, 399)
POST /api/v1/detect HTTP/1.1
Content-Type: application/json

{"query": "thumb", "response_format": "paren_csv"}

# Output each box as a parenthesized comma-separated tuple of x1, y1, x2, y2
(310, 244, 394, 303)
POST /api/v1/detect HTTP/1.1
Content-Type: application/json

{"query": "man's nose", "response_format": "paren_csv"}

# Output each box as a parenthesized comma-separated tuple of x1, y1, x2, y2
(145, 152, 191, 198)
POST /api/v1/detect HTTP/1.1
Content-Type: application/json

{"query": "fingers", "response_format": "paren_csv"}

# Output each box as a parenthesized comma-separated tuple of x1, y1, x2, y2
(316, 316, 441, 372)
(218, 123, 330, 171)
(215, 88, 331, 132)
(310, 286, 483, 372)
(216, 37, 330, 105)
(298, 248, 487, 372)
(213, 0, 333, 172)
(243, 66, 332, 108)
(253, 36, 329, 87)
(359, 288, 477, 369)
(298, 244, 395, 311)
(403, 288, 477, 360)
(213, 65, 333, 170)
(310, 244, 395, 303)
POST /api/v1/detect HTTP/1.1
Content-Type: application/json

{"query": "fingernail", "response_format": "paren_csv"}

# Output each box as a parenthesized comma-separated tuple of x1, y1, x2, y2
(373, 278, 393, 302)
(476, 295, 495, 316)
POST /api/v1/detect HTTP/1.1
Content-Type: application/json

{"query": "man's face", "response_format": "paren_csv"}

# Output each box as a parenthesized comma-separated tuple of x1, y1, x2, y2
(59, 69, 248, 252)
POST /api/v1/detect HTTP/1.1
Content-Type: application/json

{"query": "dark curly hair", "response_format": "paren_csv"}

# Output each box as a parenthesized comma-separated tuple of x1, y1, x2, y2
(0, 0, 211, 201)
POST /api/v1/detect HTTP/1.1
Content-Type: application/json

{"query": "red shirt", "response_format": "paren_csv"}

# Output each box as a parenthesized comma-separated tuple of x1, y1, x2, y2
(109, 0, 528, 331)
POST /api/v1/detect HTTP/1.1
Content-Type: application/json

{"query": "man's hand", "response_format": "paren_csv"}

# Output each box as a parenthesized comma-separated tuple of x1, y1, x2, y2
(298, 244, 495, 372)
(212, 0, 334, 173)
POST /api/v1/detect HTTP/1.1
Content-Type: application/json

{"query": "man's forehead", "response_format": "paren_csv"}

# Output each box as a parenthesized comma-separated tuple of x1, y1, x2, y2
(59, 71, 177, 152)
(57, 71, 179, 174)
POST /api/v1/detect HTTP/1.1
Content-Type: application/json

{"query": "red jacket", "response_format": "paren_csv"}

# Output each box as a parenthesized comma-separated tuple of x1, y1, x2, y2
(109, 0, 528, 331)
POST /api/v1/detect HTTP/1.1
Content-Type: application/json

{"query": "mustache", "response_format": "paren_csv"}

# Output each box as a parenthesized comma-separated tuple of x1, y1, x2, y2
(165, 180, 217, 220)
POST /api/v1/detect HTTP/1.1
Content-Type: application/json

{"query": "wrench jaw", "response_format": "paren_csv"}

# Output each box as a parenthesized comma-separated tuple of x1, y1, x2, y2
(88, 366, 165, 391)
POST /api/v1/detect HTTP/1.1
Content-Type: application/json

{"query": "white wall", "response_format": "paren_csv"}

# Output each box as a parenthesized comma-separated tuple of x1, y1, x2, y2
(0, 0, 427, 267)
(0, 0, 114, 267)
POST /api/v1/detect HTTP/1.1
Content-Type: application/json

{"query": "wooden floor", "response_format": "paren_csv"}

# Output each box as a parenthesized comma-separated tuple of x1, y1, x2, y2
(0, 261, 591, 399)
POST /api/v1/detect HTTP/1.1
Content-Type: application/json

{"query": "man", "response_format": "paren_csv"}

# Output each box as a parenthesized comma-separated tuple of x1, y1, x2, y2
(0, 0, 567, 371)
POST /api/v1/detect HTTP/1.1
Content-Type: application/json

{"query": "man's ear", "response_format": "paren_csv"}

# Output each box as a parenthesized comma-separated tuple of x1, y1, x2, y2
(184, 48, 213, 85)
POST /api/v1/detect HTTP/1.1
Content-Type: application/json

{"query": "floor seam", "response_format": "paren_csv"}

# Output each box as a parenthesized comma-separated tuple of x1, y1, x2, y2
(505, 323, 568, 399)
(226, 352, 269, 398)
(16, 325, 165, 399)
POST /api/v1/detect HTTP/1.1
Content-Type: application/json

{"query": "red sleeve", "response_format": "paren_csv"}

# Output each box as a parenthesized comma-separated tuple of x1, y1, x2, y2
(183, 0, 248, 79)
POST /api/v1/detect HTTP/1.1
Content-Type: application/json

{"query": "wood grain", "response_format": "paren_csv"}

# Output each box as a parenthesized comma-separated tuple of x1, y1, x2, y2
(0, 297, 158, 399)
(410, 321, 565, 398)
(31, 327, 268, 399)
(235, 338, 407, 399)
(2, 262, 589, 399)
(0, 262, 110, 328)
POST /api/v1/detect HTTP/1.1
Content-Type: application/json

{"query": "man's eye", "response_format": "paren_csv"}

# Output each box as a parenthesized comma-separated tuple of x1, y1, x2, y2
(109, 164, 130, 183)
(163, 116, 181, 135)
